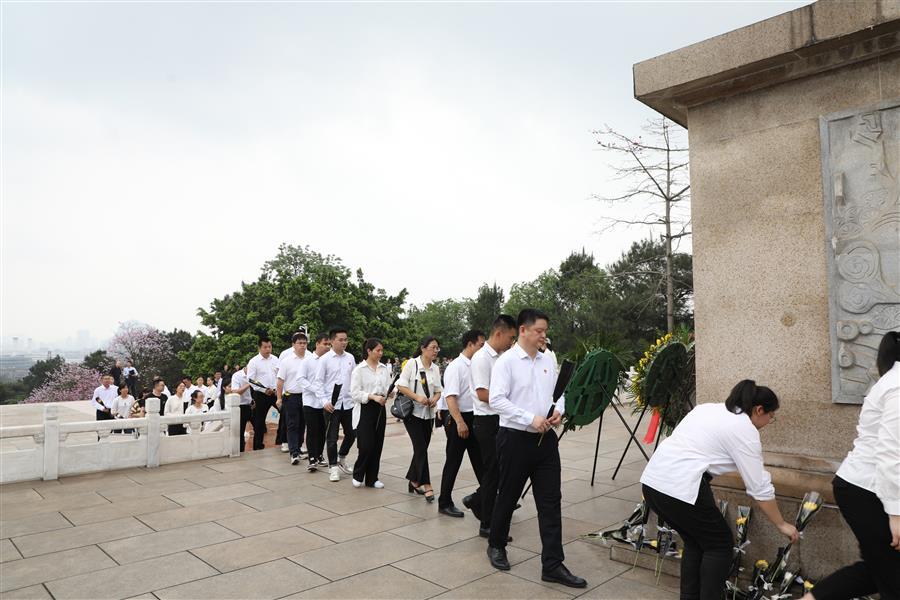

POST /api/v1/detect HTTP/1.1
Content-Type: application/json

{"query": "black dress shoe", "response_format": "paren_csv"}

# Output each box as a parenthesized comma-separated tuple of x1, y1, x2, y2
(462, 494, 482, 521)
(479, 527, 512, 542)
(439, 505, 465, 518)
(541, 564, 587, 588)
(487, 546, 510, 571)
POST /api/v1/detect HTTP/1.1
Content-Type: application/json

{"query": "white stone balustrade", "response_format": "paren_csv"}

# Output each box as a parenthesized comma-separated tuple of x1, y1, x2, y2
(0, 394, 242, 484)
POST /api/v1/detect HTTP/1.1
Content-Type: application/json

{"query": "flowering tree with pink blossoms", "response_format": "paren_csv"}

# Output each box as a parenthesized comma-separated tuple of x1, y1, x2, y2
(107, 321, 174, 390)
(23, 363, 103, 404)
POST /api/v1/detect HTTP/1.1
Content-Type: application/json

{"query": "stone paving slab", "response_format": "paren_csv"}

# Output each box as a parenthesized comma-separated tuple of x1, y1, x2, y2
(44, 551, 218, 600)
(289, 531, 431, 581)
(301, 506, 422, 543)
(216, 502, 337, 537)
(99, 521, 241, 563)
(61, 494, 180, 526)
(190, 526, 333, 572)
(155, 558, 328, 599)
(135, 498, 259, 531)
(282, 565, 446, 599)
(0, 584, 51, 600)
(13, 516, 152, 558)
(163, 481, 269, 506)
(431, 571, 574, 600)
(0, 545, 116, 593)
(0, 538, 22, 563)
(0, 512, 71, 540)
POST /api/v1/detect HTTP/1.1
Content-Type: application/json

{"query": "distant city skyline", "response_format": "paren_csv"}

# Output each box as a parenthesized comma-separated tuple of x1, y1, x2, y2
(2, 1, 811, 344)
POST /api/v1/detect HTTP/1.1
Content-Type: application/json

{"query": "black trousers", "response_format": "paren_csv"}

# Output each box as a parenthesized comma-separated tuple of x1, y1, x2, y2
(404, 415, 433, 485)
(275, 407, 286, 445)
(239, 404, 252, 452)
(326, 407, 355, 465)
(439, 411, 483, 509)
(489, 427, 564, 571)
(167, 424, 187, 436)
(96, 408, 113, 421)
(642, 477, 733, 600)
(303, 406, 326, 463)
(813, 476, 900, 600)
(473, 414, 500, 529)
(282, 394, 305, 457)
(353, 401, 386, 485)
(251, 390, 275, 450)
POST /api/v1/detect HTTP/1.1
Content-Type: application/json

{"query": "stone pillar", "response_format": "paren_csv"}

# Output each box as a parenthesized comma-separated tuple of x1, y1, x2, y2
(145, 397, 160, 468)
(632, 0, 900, 578)
(226, 394, 241, 457)
(42, 405, 59, 481)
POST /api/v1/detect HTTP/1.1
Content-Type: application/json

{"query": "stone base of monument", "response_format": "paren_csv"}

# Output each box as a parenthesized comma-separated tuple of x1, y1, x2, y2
(609, 545, 681, 578)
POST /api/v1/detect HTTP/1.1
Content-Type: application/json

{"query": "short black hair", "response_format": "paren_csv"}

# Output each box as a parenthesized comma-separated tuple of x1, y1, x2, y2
(492, 314, 517, 332)
(517, 308, 550, 329)
(462, 329, 485, 348)
(152, 378, 164, 387)
(258, 336, 272, 347)
(118, 383, 129, 393)
(724, 380, 779, 416)
(314, 333, 330, 344)
(291, 332, 309, 344)
(876, 331, 900, 377)
(329, 327, 348, 339)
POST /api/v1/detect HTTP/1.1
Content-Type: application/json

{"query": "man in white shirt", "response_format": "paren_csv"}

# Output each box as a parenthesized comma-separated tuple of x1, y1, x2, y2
(247, 337, 280, 451)
(276, 332, 312, 465)
(438, 330, 486, 518)
(182, 376, 199, 411)
(314, 327, 357, 482)
(92, 374, 118, 421)
(471, 314, 517, 536)
(228, 365, 252, 452)
(303, 333, 332, 471)
(486, 309, 586, 589)
(276, 342, 299, 453)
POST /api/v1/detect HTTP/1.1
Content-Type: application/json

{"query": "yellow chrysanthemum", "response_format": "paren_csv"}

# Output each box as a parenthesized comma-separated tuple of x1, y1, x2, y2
(804, 581, 814, 590)
(735, 517, 747, 526)
(803, 501, 819, 511)
(755, 559, 769, 569)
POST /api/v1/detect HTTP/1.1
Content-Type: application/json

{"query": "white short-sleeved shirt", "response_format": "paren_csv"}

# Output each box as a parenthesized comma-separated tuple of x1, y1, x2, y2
(489, 343, 565, 432)
(837, 362, 900, 515)
(640, 403, 776, 505)
(398, 358, 443, 420)
(441, 354, 476, 413)
(471, 342, 500, 416)
(277, 351, 312, 395)
(247, 353, 280, 390)
(229, 370, 253, 406)
(313, 350, 356, 410)
(92, 384, 119, 411)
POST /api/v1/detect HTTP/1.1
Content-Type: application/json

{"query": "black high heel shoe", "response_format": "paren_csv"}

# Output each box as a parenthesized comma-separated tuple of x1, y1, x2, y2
(408, 482, 425, 495)
(424, 489, 435, 503)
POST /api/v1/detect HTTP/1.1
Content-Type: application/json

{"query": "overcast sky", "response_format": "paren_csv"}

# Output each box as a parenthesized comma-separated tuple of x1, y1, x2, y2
(1, 1, 809, 347)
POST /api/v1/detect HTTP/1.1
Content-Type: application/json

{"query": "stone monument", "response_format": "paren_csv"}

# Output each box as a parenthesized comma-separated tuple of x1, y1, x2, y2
(632, 0, 899, 579)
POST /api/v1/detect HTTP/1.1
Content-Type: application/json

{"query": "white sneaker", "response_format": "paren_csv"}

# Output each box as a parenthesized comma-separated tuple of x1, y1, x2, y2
(338, 457, 353, 475)
(373, 480, 385, 489)
(329, 466, 340, 482)
(352, 479, 363, 488)
(291, 455, 300, 465)
(281, 443, 289, 453)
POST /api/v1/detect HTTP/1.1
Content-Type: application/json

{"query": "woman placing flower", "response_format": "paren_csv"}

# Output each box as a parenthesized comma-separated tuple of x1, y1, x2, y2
(639, 380, 798, 600)
(806, 331, 899, 600)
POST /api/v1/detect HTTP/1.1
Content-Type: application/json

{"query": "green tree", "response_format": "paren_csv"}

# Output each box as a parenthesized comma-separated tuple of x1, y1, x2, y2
(0, 380, 29, 404)
(467, 283, 504, 334)
(184, 245, 410, 373)
(22, 355, 65, 393)
(607, 238, 693, 351)
(82, 349, 113, 374)
(406, 299, 469, 358)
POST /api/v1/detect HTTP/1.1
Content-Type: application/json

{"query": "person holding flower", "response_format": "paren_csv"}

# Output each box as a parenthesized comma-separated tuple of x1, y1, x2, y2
(639, 380, 798, 600)
(806, 331, 899, 600)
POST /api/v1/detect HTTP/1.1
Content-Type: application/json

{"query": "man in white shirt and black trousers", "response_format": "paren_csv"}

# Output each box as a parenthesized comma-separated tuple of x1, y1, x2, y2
(276, 332, 313, 465)
(92, 374, 119, 421)
(438, 329, 486, 517)
(247, 337, 280, 451)
(313, 327, 357, 482)
(471, 314, 518, 537)
(486, 308, 586, 589)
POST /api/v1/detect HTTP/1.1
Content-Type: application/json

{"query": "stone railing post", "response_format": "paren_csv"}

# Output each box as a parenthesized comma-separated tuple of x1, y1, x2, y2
(42, 404, 59, 480)
(146, 397, 160, 468)
(226, 394, 241, 457)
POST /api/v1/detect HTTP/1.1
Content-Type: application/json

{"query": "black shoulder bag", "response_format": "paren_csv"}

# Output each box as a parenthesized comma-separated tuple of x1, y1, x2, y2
(390, 360, 418, 421)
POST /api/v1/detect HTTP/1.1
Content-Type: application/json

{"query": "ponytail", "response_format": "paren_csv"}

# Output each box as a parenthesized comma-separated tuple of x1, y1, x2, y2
(725, 379, 779, 416)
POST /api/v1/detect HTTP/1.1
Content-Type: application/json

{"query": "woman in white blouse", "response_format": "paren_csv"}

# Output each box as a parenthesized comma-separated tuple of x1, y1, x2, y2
(807, 332, 899, 600)
(205, 376, 218, 408)
(397, 336, 443, 503)
(164, 382, 187, 436)
(640, 380, 798, 600)
(111, 384, 134, 433)
(184, 390, 209, 434)
(350, 338, 393, 489)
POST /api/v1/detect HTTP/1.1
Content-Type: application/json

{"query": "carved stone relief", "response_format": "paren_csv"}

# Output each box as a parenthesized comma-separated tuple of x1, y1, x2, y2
(821, 100, 900, 404)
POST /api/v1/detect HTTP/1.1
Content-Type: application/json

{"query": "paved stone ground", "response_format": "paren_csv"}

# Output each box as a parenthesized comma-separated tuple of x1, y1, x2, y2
(0, 406, 680, 599)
